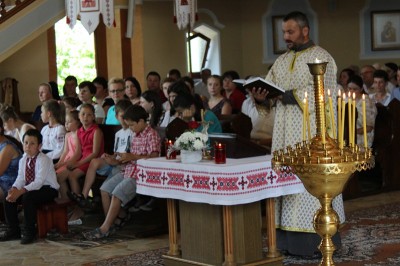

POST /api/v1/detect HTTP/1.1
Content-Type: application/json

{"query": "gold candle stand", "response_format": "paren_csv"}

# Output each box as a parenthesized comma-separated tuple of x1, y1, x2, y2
(272, 62, 374, 266)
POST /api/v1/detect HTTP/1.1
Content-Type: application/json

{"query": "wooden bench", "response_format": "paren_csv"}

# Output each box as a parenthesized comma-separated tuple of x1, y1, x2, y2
(343, 99, 400, 200)
(37, 201, 75, 238)
(218, 113, 253, 139)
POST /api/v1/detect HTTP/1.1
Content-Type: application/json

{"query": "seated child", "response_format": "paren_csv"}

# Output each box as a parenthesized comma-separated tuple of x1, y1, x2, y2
(55, 110, 82, 200)
(68, 99, 133, 207)
(77, 81, 105, 124)
(60, 104, 104, 200)
(62, 96, 81, 113)
(0, 118, 23, 201)
(0, 104, 35, 143)
(40, 99, 66, 163)
(173, 92, 222, 134)
(57, 104, 104, 223)
(83, 105, 161, 240)
(0, 129, 59, 244)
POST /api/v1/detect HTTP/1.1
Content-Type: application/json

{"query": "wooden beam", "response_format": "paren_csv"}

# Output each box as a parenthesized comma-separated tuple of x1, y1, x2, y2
(47, 26, 57, 82)
(94, 18, 109, 78)
(120, 8, 132, 78)
(132, 4, 145, 86)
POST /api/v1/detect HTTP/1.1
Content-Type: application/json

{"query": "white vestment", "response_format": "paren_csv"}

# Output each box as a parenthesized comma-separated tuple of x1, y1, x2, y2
(266, 45, 345, 233)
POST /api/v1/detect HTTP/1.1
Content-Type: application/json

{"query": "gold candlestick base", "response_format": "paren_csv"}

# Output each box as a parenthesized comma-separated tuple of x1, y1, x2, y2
(272, 61, 374, 266)
(273, 135, 374, 266)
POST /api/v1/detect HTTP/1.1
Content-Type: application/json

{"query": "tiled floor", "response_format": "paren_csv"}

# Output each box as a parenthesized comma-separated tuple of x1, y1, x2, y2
(0, 190, 399, 266)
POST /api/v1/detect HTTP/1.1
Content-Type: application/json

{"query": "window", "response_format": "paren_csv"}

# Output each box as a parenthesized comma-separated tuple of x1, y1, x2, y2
(185, 15, 222, 77)
(187, 32, 210, 75)
(55, 17, 96, 95)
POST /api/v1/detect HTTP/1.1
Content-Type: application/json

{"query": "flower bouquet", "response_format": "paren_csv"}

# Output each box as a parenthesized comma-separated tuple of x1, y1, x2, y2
(168, 131, 208, 163)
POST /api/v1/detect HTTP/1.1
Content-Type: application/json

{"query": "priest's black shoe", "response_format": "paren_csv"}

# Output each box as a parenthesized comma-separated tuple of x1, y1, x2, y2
(20, 233, 36, 244)
(0, 229, 21, 241)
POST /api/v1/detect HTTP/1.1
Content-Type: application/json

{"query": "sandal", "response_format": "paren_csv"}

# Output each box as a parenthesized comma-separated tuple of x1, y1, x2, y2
(113, 213, 132, 229)
(67, 190, 83, 203)
(67, 191, 89, 208)
(83, 227, 109, 240)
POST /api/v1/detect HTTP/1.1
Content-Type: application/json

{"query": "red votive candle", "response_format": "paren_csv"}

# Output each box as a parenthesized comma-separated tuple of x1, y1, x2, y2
(165, 140, 176, 159)
(214, 143, 226, 164)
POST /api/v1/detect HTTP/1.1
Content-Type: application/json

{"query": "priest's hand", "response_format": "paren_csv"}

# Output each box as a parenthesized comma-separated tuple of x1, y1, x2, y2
(251, 87, 269, 103)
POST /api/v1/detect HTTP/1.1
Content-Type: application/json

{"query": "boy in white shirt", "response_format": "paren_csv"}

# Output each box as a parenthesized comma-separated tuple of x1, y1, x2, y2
(0, 129, 59, 244)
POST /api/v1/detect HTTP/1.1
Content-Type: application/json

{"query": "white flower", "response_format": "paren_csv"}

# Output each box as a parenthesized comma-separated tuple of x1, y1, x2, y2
(173, 131, 208, 151)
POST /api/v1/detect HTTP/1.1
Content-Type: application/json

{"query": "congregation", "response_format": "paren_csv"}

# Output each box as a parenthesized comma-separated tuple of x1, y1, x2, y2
(0, 60, 398, 247)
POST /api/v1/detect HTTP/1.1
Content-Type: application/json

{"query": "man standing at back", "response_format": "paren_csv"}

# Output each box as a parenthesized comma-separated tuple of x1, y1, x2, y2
(146, 71, 167, 103)
(256, 11, 345, 257)
(360, 65, 376, 94)
(194, 68, 211, 99)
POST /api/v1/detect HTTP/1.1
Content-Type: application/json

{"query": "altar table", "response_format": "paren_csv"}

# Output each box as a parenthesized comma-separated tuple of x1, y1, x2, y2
(136, 155, 304, 266)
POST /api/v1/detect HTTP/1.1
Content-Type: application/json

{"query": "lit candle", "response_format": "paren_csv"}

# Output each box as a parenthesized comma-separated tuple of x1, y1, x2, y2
(303, 98, 306, 141)
(347, 92, 352, 146)
(305, 92, 311, 141)
(165, 139, 176, 159)
(352, 92, 356, 147)
(338, 89, 342, 145)
(214, 142, 226, 164)
(327, 89, 336, 139)
(321, 91, 326, 144)
(362, 94, 367, 149)
(340, 94, 346, 149)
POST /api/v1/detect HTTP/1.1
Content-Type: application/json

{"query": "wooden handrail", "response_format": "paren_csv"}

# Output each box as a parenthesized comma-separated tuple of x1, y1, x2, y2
(0, 0, 35, 24)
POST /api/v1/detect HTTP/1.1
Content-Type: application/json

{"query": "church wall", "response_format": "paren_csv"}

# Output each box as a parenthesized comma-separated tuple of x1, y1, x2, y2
(309, 0, 367, 72)
(0, 32, 49, 113)
(139, 0, 398, 79)
(106, 9, 124, 80)
(1, 0, 399, 113)
(141, 1, 187, 79)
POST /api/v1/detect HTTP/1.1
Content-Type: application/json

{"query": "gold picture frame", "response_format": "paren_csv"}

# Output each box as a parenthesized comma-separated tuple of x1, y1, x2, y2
(371, 10, 400, 51)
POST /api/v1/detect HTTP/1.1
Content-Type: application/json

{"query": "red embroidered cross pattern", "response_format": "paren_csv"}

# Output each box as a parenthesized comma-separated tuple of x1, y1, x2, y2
(25, 156, 37, 185)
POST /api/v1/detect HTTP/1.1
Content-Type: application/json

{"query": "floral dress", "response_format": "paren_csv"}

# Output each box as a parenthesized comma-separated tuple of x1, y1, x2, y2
(0, 139, 22, 194)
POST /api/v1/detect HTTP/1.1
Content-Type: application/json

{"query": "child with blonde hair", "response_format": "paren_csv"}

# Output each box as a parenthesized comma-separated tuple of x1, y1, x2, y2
(55, 110, 82, 200)
(60, 104, 104, 222)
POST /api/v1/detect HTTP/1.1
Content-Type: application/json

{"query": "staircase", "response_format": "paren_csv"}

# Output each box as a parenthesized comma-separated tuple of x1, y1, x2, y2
(0, 0, 65, 63)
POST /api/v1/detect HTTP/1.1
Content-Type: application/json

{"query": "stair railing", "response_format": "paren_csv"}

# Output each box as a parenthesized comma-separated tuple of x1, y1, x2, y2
(0, 0, 35, 24)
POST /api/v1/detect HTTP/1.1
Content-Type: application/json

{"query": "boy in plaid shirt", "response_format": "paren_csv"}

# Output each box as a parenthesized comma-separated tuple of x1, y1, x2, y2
(83, 105, 160, 240)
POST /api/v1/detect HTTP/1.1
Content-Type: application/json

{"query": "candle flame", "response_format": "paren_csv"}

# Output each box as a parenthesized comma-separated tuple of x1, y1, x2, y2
(305, 91, 307, 98)
(352, 92, 356, 99)
(362, 94, 365, 100)
(328, 89, 331, 96)
(338, 89, 341, 97)
(314, 58, 322, 63)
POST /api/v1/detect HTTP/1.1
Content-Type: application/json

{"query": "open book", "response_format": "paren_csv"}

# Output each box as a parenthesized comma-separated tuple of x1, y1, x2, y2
(233, 77, 285, 98)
